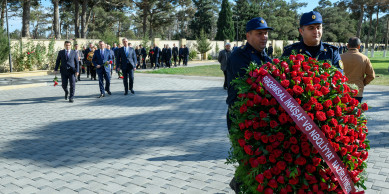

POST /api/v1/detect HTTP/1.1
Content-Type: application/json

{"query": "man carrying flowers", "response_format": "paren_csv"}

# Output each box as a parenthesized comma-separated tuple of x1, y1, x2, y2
(226, 17, 273, 193)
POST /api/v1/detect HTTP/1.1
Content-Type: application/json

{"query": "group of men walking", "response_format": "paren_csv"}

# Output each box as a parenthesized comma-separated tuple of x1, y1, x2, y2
(55, 38, 194, 102)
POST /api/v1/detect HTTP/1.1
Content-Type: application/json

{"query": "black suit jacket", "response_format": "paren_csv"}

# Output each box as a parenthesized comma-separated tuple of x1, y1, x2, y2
(116, 47, 137, 70)
(55, 49, 79, 74)
(172, 47, 178, 56)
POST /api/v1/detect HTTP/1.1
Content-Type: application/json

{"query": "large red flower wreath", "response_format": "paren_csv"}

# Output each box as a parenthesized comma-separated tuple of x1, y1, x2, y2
(227, 54, 369, 194)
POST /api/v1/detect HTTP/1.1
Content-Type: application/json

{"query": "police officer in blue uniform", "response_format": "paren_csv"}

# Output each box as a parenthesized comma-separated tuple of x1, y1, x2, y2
(226, 17, 273, 193)
(282, 11, 343, 71)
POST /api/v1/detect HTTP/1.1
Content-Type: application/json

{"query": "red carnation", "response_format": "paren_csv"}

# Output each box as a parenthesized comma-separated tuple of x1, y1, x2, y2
(238, 139, 246, 147)
(244, 145, 254, 155)
(261, 135, 269, 143)
(269, 107, 277, 115)
(315, 111, 327, 121)
(240, 104, 247, 114)
(54, 81, 58, 86)
(333, 96, 341, 104)
(289, 55, 296, 61)
(261, 98, 269, 106)
(320, 86, 330, 95)
(265, 188, 274, 194)
(323, 99, 332, 109)
(296, 54, 305, 61)
(244, 130, 253, 140)
(326, 109, 335, 117)
(273, 58, 280, 64)
(323, 62, 331, 69)
(253, 94, 262, 104)
(293, 85, 304, 95)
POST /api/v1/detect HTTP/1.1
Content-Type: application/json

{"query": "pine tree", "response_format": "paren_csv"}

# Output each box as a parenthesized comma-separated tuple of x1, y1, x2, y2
(233, 0, 250, 41)
(215, 0, 235, 41)
(189, 0, 213, 39)
(195, 29, 212, 60)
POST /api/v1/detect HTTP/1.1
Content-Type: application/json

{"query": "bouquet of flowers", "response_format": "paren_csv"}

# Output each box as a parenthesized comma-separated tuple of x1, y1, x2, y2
(53, 76, 58, 87)
(118, 71, 124, 79)
(104, 60, 113, 68)
(227, 54, 369, 194)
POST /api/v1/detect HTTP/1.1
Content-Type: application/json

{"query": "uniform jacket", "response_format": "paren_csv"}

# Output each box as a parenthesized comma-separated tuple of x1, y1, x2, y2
(218, 49, 231, 71)
(226, 43, 272, 105)
(55, 49, 79, 74)
(282, 40, 342, 71)
(92, 48, 114, 73)
(341, 48, 375, 97)
(116, 46, 137, 70)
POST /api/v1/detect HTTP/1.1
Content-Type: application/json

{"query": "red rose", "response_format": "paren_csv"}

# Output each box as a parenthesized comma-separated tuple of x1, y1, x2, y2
(269, 107, 277, 115)
(253, 94, 262, 104)
(266, 145, 274, 153)
(264, 169, 272, 179)
(270, 120, 278, 128)
(289, 177, 299, 185)
(302, 148, 311, 156)
(258, 155, 267, 164)
(320, 86, 330, 95)
(289, 55, 296, 61)
(321, 125, 331, 134)
(268, 179, 278, 188)
(333, 96, 341, 104)
(261, 98, 269, 106)
(256, 184, 264, 192)
(323, 99, 332, 109)
(326, 109, 335, 117)
(275, 132, 284, 142)
(315, 111, 327, 121)
(323, 62, 331, 69)
(246, 78, 253, 85)
(276, 161, 287, 170)
(314, 103, 323, 111)
(293, 85, 304, 95)
(289, 126, 296, 134)
(244, 130, 253, 140)
(253, 132, 261, 140)
(255, 174, 265, 183)
(361, 151, 368, 160)
(289, 137, 298, 144)
(292, 76, 301, 84)
(261, 135, 269, 143)
(296, 54, 305, 61)
(244, 145, 253, 155)
(238, 139, 246, 147)
(280, 188, 288, 194)
(361, 103, 368, 111)
(265, 188, 274, 194)
(277, 175, 285, 184)
(305, 164, 316, 173)
(249, 157, 259, 168)
(273, 58, 280, 64)
(283, 141, 291, 149)
(240, 104, 247, 114)
(272, 69, 281, 77)
(281, 80, 290, 88)
(295, 156, 306, 165)
(284, 153, 293, 162)
(291, 145, 300, 154)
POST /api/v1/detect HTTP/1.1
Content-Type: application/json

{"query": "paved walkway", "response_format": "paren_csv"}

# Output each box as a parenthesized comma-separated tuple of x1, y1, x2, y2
(0, 69, 388, 193)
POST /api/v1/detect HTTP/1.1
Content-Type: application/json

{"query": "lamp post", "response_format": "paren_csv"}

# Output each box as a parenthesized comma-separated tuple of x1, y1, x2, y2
(5, 0, 12, 72)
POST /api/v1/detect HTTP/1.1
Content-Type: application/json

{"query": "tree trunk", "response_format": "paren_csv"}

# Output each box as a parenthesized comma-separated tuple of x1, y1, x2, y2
(364, 11, 373, 56)
(149, 14, 153, 39)
(117, 20, 121, 37)
(53, 0, 60, 39)
(356, 3, 364, 38)
(81, 0, 92, 38)
(22, 0, 31, 37)
(74, 0, 80, 38)
(1, 0, 6, 28)
(384, 18, 388, 57)
(142, 7, 147, 38)
(370, 6, 379, 58)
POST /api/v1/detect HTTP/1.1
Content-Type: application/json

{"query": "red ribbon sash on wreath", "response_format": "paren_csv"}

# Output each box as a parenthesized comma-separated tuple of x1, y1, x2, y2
(258, 72, 362, 194)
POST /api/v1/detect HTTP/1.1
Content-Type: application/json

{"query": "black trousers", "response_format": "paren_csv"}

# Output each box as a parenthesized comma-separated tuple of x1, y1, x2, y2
(61, 72, 76, 99)
(122, 68, 134, 91)
(165, 59, 171, 68)
(142, 57, 146, 69)
(178, 56, 183, 65)
(223, 70, 228, 88)
(90, 67, 96, 80)
(173, 55, 177, 66)
(183, 56, 188, 66)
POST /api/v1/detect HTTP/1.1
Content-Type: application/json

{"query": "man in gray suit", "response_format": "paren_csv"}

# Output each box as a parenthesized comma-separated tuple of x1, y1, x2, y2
(54, 41, 79, 103)
(218, 43, 232, 90)
(74, 44, 84, 82)
(116, 38, 137, 95)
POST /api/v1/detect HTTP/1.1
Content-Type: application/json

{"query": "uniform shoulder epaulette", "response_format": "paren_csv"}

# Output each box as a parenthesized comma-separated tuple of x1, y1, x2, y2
(323, 43, 339, 50)
(240, 45, 245, 49)
(283, 42, 299, 49)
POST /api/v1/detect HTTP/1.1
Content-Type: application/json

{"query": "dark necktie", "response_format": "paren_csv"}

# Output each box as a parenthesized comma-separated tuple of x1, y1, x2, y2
(66, 50, 68, 60)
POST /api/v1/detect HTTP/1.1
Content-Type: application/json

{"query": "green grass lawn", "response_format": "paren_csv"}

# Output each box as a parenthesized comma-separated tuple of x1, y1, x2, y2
(138, 51, 389, 85)
(139, 64, 224, 77)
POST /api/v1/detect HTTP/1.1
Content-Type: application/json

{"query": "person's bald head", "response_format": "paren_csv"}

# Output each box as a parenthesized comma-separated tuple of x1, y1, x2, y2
(347, 37, 361, 49)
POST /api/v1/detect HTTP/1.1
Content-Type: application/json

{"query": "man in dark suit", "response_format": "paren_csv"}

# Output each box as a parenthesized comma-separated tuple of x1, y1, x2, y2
(153, 43, 160, 69)
(172, 43, 178, 67)
(139, 45, 147, 69)
(116, 38, 137, 95)
(54, 40, 79, 103)
(74, 44, 84, 82)
(107, 44, 115, 76)
(92, 41, 113, 98)
(135, 46, 141, 69)
(161, 44, 166, 68)
(149, 45, 155, 69)
(165, 44, 172, 68)
(183, 45, 189, 66)
(178, 45, 184, 66)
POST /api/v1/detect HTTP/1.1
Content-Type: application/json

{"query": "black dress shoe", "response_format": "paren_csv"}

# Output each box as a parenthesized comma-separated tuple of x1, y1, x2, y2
(65, 91, 69, 100)
(98, 94, 105, 98)
(107, 91, 112, 95)
(69, 99, 74, 103)
(130, 90, 135, 94)
(124, 92, 128, 95)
